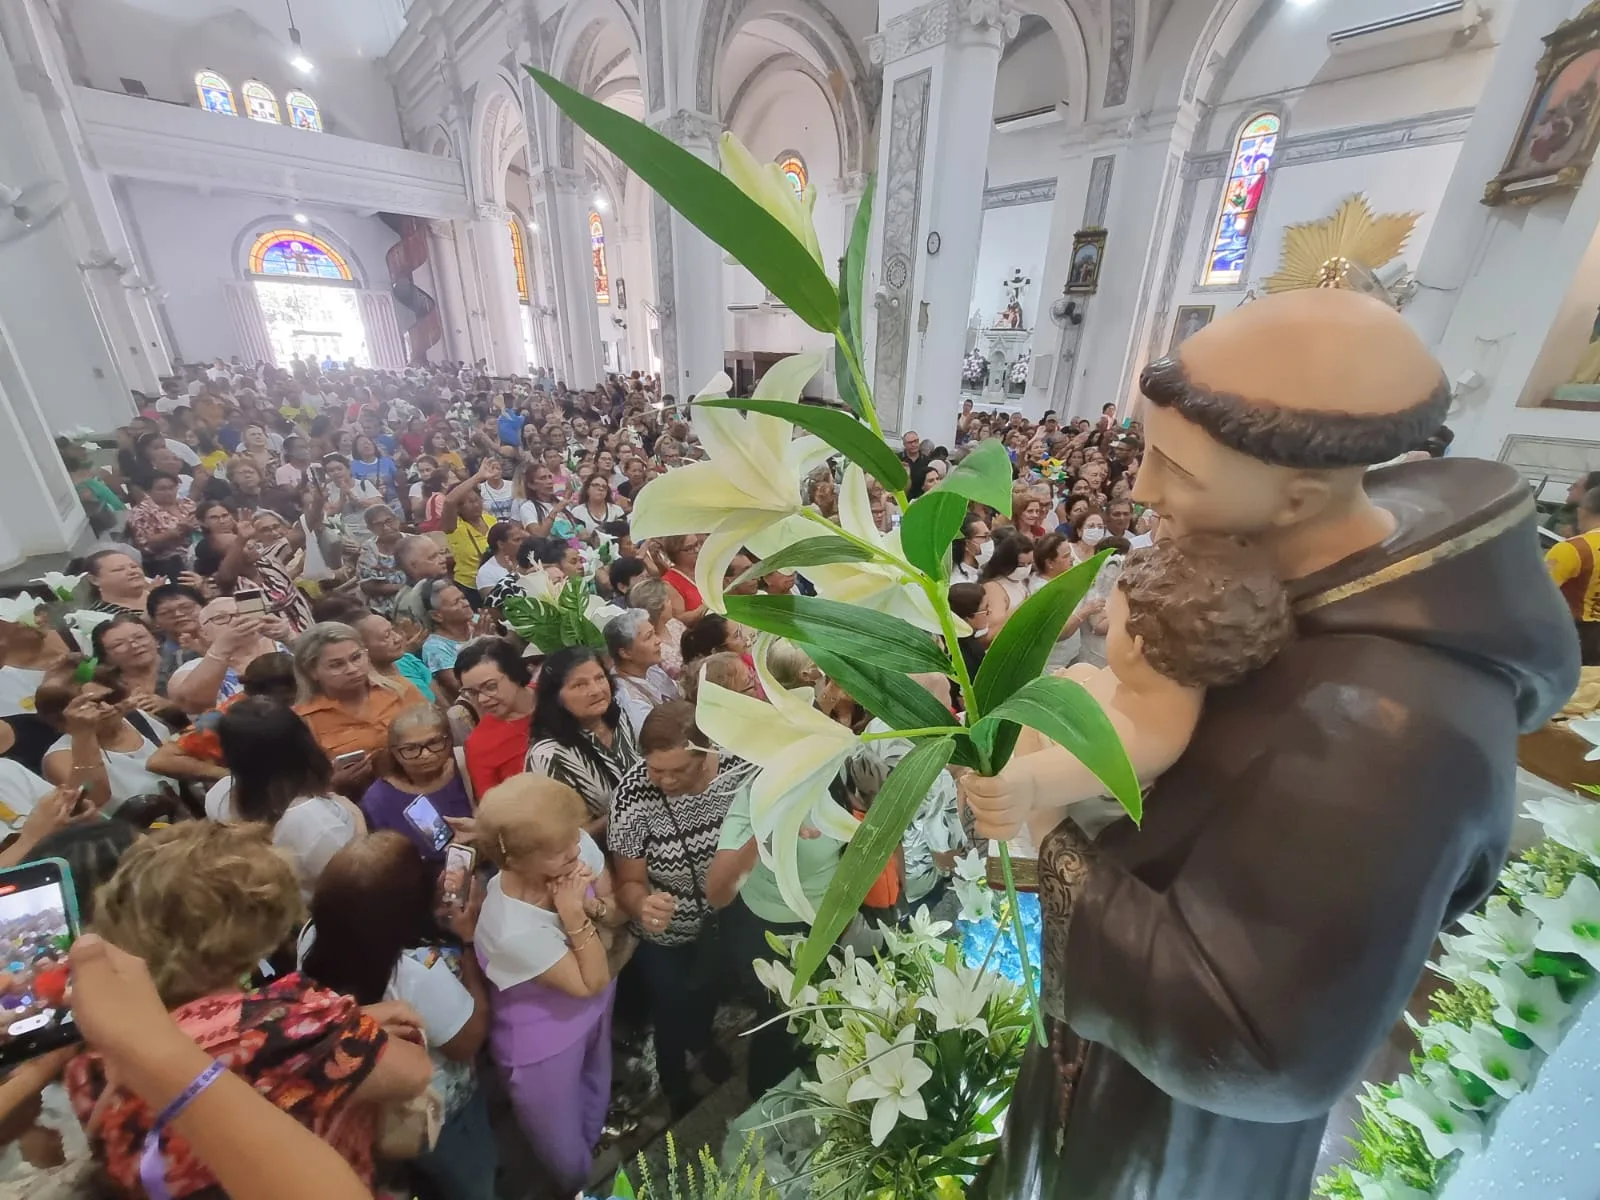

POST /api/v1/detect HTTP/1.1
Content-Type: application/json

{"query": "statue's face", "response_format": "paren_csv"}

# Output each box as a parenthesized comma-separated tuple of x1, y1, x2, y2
(1132, 404, 1312, 541)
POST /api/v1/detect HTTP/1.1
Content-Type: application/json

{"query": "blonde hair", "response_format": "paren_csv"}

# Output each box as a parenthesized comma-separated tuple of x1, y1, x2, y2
(94, 822, 304, 1007)
(764, 640, 817, 692)
(292, 621, 404, 702)
(476, 775, 586, 869)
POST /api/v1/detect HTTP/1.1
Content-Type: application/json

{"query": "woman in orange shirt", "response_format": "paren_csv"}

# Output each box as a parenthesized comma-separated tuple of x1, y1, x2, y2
(293, 623, 424, 796)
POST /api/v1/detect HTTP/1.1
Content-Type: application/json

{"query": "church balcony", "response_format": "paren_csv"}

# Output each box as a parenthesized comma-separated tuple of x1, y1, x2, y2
(73, 86, 470, 221)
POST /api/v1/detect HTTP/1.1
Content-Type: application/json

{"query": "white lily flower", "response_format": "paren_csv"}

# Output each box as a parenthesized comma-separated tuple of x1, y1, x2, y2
(0, 596, 43, 627)
(915, 963, 999, 1036)
(1429, 939, 1489, 987)
(1438, 1021, 1534, 1100)
(31, 572, 83, 602)
(719, 133, 825, 271)
(1526, 871, 1600, 971)
(1524, 794, 1600, 866)
(952, 849, 995, 922)
(1350, 1168, 1432, 1200)
(846, 1027, 932, 1147)
(1453, 896, 1540, 966)
(953, 848, 986, 886)
(1384, 1072, 1483, 1160)
(62, 610, 113, 656)
(882, 905, 952, 958)
(802, 1052, 853, 1111)
(837, 957, 899, 1014)
(751, 956, 818, 1010)
(1471, 962, 1571, 1053)
(1566, 717, 1600, 761)
(694, 637, 860, 920)
(630, 357, 832, 614)
(1414, 1059, 1487, 1112)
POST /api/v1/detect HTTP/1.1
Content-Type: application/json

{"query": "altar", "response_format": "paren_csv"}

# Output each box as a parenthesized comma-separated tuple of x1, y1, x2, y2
(962, 324, 1032, 402)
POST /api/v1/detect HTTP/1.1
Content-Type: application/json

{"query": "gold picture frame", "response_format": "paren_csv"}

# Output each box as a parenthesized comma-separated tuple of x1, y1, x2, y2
(1168, 305, 1215, 353)
(1065, 228, 1108, 295)
(1485, 3, 1600, 206)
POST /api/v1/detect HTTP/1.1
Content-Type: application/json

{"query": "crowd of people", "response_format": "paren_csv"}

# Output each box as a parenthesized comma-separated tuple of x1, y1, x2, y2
(0, 355, 1160, 1198)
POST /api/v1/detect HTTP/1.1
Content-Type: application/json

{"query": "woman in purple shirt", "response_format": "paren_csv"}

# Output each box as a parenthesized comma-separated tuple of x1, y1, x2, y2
(472, 774, 629, 1193)
(359, 706, 473, 863)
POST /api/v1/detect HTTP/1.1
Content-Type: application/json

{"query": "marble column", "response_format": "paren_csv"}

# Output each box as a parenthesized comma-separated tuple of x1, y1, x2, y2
(866, 0, 1020, 444)
(536, 169, 607, 388)
(468, 207, 528, 376)
(646, 111, 726, 402)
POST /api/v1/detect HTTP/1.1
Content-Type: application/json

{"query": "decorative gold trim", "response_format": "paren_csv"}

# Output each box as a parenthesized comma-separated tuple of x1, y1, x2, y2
(1261, 195, 1420, 295)
(1295, 494, 1536, 614)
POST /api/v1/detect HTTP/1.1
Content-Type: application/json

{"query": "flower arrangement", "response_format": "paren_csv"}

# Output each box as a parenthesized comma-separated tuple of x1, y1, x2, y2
(1007, 359, 1028, 391)
(1315, 793, 1600, 1199)
(526, 64, 1140, 1028)
(501, 571, 621, 654)
(754, 908, 1030, 1196)
(599, 1133, 778, 1200)
(961, 352, 988, 389)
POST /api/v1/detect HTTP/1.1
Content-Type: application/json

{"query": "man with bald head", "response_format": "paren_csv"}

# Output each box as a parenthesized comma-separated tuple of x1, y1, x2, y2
(972, 290, 1577, 1200)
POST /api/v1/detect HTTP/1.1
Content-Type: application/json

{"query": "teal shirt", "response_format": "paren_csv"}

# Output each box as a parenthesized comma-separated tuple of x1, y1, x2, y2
(394, 653, 436, 701)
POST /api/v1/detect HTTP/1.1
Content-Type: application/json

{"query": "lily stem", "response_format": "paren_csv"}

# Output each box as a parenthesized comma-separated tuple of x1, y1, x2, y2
(860, 726, 958, 742)
(998, 842, 1048, 1046)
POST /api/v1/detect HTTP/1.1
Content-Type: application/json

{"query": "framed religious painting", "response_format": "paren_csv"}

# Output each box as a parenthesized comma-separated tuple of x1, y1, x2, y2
(1168, 305, 1216, 353)
(1065, 228, 1108, 294)
(1485, 6, 1600, 205)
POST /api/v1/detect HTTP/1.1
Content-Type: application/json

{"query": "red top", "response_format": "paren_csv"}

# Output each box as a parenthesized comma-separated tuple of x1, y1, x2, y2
(663, 567, 702, 611)
(465, 709, 532, 799)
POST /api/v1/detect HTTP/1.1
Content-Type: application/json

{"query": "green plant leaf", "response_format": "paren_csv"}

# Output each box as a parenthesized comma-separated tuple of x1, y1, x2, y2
(525, 67, 839, 333)
(973, 675, 1141, 822)
(899, 489, 969, 580)
(803, 644, 978, 768)
(974, 550, 1109, 714)
(843, 176, 876, 356)
(941, 439, 1015, 512)
(793, 736, 956, 985)
(725, 593, 947, 673)
(835, 338, 864, 417)
(731, 535, 871, 590)
(698, 397, 909, 494)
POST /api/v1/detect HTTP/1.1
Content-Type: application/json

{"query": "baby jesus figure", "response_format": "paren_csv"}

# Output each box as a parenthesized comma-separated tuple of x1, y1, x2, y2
(968, 534, 1296, 853)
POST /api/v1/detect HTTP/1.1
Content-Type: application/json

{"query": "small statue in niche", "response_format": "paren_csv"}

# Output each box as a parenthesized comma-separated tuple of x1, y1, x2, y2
(996, 268, 1030, 329)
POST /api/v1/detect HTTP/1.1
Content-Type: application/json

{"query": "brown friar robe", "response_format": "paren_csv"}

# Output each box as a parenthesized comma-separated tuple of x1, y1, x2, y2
(982, 459, 1580, 1200)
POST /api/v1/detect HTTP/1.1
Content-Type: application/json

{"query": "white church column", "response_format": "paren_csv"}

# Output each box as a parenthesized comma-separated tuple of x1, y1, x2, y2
(538, 171, 606, 389)
(866, 0, 1019, 443)
(466, 209, 526, 376)
(0, 319, 87, 567)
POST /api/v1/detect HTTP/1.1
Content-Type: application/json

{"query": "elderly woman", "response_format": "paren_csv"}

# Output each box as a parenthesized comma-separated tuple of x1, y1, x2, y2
(394, 534, 451, 629)
(37, 658, 172, 816)
(526, 647, 637, 840)
(609, 702, 746, 1116)
(125, 472, 198, 577)
(90, 615, 186, 724)
(293, 622, 422, 790)
(473, 775, 627, 1193)
(302, 833, 496, 1200)
(457, 639, 535, 798)
(81, 549, 154, 619)
(606, 610, 679, 737)
(66, 821, 432, 1197)
(418, 580, 479, 702)
(354, 505, 408, 618)
(627, 578, 686, 680)
(360, 706, 474, 864)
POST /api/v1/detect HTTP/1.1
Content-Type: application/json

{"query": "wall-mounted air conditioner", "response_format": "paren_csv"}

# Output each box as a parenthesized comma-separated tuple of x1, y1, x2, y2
(1328, 0, 1481, 56)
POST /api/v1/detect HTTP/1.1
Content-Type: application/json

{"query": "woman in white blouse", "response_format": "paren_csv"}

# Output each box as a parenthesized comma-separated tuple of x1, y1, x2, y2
(566, 473, 625, 539)
(37, 660, 170, 817)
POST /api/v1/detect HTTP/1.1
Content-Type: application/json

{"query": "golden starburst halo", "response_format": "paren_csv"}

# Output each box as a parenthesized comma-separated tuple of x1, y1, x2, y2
(1261, 194, 1420, 294)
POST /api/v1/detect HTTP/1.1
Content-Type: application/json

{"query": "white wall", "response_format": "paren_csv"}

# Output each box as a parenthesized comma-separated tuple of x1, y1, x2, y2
(974, 202, 1054, 329)
(120, 180, 398, 361)
(62, 0, 404, 147)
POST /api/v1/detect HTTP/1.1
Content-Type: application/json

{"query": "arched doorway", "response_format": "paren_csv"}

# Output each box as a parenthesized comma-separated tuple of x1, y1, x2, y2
(246, 229, 371, 366)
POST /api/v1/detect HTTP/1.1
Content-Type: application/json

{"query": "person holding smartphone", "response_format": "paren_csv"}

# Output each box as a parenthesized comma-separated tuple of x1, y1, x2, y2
(360, 707, 473, 865)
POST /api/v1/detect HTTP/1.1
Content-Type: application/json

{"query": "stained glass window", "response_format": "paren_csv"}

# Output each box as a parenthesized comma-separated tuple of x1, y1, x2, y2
(778, 154, 808, 200)
(196, 71, 237, 116)
(509, 219, 530, 303)
(247, 230, 352, 281)
(591, 211, 610, 305)
(242, 81, 282, 125)
(1202, 114, 1279, 288)
(285, 90, 322, 132)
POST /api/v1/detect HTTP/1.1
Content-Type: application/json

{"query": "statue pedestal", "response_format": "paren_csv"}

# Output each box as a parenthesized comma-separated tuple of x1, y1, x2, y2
(979, 328, 1031, 404)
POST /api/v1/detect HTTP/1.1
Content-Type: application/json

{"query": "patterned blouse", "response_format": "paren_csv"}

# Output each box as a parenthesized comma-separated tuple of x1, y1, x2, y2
(126, 497, 198, 553)
(64, 975, 387, 1198)
(525, 719, 640, 822)
(355, 539, 408, 618)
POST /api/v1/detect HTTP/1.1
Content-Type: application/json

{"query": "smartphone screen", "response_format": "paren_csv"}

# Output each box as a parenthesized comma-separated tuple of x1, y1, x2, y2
(441, 843, 476, 909)
(403, 795, 452, 854)
(0, 860, 81, 1069)
(333, 751, 367, 769)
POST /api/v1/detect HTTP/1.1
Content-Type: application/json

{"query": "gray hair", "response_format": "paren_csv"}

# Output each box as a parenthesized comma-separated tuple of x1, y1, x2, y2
(604, 609, 653, 659)
(292, 621, 402, 702)
(388, 703, 448, 748)
(396, 534, 436, 569)
(363, 505, 396, 530)
(629, 578, 671, 623)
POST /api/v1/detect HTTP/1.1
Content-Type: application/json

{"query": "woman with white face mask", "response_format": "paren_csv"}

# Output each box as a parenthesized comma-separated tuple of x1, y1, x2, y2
(1069, 508, 1109, 566)
(950, 516, 991, 584)
(977, 532, 1034, 642)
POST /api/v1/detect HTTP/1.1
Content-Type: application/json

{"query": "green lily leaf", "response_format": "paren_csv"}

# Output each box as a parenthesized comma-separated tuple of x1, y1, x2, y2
(899, 489, 969, 581)
(525, 67, 838, 333)
(697, 396, 909, 494)
(793, 736, 956, 986)
(803, 644, 978, 768)
(974, 550, 1109, 714)
(973, 675, 1141, 822)
(724, 593, 948, 674)
(729, 535, 872, 590)
(942, 438, 1016, 513)
(835, 339, 865, 418)
(843, 176, 876, 358)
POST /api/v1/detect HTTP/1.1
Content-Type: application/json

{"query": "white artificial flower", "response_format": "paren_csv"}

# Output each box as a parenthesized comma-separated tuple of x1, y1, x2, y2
(802, 1053, 853, 1111)
(1415, 1059, 1487, 1112)
(1439, 1021, 1534, 1100)
(845, 1027, 933, 1147)
(952, 848, 996, 922)
(1350, 1168, 1432, 1200)
(953, 848, 987, 887)
(719, 133, 825, 271)
(881, 905, 953, 958)
(752, 956, 818, 1010)
(62, 610, 113, 656)
(694, 637, 860, 920)
(1565, 717, 1600, 761)
(837, 957, 898, 1015)
(1524, 794, 1600, 867)
(915, 963, 1000, 1036)
(1471, 962, 1571, 1053)
(0, 596, 43, 627)
(1526, 872, 1600, 972)
(31, 572, 83, 603)
(1452, 896, 1540, 966)
(1384, 1072, 1484, 1160)
(629, 357, 832, 613)
(1430, 937, 1490, 986)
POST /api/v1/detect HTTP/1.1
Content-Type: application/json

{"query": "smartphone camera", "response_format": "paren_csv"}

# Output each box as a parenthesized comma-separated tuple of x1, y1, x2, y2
(0, 860, 82, 1069)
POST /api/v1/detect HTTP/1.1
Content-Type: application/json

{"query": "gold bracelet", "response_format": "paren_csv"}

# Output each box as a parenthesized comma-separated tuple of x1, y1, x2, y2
(566, 920, 597, 950)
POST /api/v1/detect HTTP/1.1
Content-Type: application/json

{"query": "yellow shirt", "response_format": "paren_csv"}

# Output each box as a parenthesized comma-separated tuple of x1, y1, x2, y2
(198, 448, 230, 474)
(445, 516, 496, 590)
(1546, 529, 1600, 621)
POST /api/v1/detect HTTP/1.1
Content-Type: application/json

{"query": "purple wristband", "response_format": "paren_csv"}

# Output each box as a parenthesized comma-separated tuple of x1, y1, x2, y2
(139, 1059, 225, 1200)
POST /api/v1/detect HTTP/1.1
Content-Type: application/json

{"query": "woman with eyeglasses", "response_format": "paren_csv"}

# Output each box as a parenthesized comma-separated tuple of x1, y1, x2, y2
(456, 640, 535, 799)
(360, 707, 473, 865)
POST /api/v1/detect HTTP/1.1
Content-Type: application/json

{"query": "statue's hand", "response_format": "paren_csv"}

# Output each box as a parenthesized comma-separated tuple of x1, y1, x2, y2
(957, 758, 1040, 841)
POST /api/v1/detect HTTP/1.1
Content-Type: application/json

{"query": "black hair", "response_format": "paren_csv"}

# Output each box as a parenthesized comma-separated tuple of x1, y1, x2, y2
(90, 613, 155, 661)
(679, 614, 734, 664)
(598, 519, 630, 540)
(217, 698, 334, 825)
(532, 537, 569, 568)
(1139, 355, 1452, 470)
(530, 647, 620, 772)
(952, 515, 986, 566)
(455, 637, 532, 688)
(146, 582, 204, 620)
(609, 556, 648, 595)
(980, 532, 1035, 582)
(24, 819, 140, 923)
(948, 583, 985, 621)
(1581, 489, 1600, 519)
